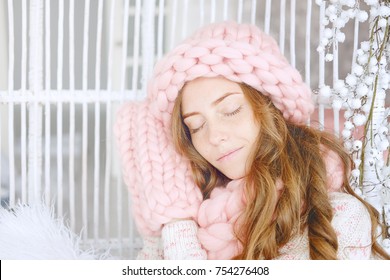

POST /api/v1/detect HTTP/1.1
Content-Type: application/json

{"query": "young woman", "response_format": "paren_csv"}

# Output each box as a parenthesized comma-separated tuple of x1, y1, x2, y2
(114, 21, 390, 259)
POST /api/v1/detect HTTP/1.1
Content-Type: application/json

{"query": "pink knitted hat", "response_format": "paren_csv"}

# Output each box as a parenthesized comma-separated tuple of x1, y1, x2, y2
(114, 21, 315, 238)
(148, 21, 314, 127)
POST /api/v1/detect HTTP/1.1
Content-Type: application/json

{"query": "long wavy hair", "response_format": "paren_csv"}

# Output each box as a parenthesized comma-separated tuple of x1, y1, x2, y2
(171, 82, 390, 260)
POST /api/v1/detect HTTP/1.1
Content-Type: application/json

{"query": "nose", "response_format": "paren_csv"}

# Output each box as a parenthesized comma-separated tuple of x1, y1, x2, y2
(207, 121, 228, 146)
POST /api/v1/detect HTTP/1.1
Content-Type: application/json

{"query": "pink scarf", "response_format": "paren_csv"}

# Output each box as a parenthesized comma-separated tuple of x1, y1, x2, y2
(197, 178, 287, 259)
(196, 147, 343, 259)
(197, 180, 245, 259)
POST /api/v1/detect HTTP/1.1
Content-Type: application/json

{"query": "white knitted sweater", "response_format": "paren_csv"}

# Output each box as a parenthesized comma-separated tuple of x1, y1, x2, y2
(136, 192, 373, 260)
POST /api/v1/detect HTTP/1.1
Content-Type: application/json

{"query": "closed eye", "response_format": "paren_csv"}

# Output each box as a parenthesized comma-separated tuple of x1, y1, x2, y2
(225, 106, 242, 117)
(190, 122, 205, 134)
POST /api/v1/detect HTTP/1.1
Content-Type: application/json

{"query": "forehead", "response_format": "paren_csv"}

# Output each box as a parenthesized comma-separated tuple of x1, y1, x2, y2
(181, 77, 242, 110)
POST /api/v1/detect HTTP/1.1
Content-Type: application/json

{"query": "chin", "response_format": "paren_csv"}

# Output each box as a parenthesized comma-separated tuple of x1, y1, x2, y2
(222, 170, 246, 180)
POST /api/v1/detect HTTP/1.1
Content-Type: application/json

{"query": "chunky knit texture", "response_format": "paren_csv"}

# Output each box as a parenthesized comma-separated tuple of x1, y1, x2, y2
(141, 191, 372, 260)
(196, 179, 245, 259)
(148, 21, 314, 128)
(114, 21, 316, 237)
(114, 22, 339, 256)
(197, 182, 372, 259)
(114, 101, 203, 236)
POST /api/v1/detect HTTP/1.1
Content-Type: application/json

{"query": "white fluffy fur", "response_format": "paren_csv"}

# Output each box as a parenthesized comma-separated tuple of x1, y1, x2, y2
(0, 203, 109, 259)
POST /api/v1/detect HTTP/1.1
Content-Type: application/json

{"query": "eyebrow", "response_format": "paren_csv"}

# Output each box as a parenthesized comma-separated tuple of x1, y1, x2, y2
(182, 92, 242, 120)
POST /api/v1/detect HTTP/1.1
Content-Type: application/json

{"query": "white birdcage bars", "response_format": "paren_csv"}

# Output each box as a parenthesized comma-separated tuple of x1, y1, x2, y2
(0, 0, 388, 258)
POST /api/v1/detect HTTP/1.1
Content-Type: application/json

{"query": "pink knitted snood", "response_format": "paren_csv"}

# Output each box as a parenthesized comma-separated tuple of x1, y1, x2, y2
(196, 149, 344, 259)
(114, 21, 342, 257)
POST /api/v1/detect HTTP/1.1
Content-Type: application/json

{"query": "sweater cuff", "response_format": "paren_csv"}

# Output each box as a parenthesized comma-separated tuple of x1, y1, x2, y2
(162, 220, 207, 260)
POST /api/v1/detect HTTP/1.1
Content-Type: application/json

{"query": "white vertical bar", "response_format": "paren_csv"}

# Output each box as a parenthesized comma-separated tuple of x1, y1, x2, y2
(130, 0, 141, 254)
(56, 106, 63, 216)
(106, 0, 116, 242)
(95, 0, 104, 90)
(57, 0, 64, 88)
(93, 103, 100, 241)
(279, 0, 286, 55)
(305, 0, 312, 86)
(7, 0, 15, 206)
(82, 0, 90, 91)
(69, 102, 75, 231)
(141, 0, 156, 92)
(69, 0, 76, 231)
(28, 102, 43, 204)
(107, 0, 117, 90)
(332, 35, 339, 82)
(105, 0, 116, 242)
(21, 0, 27, 90)
(44, 0, 51, 205)
(93, 0, 104, 242)
(181, 0, 189, 40)
(21, 103, 27, 203)
(82, 0, 91, 239)
(332, 24, 339, 136)
(21, 0, 28, 203)
(69, 0, 75, 90)
(45, 0, 51, 90)
(8, 0, 14, 91)
(318, 2, 325, 87)
(57, 0, 64, 216)
(120, 0, 130, 90)
(81, 102, 88, 240)
(264, 0, 271, 34)
(352, 18, 360, 70)
(44, 103, 51, 205)
(28, 0, 44, 204)
(8, 104, 15, 207)
(157, 0, 165, 60)
(223, 0, 229, 21)
(318, 1, 326, 130)
(104, 101, 112, 240)
(210, 0, 216, 23)
(200, 0, 205, 25)
(250, 0, 257, 24)
(290, 0, 296, 67)
(237, 0, 243, 23)
(131, 0, 141, 93)
(169, 0, 178, 50)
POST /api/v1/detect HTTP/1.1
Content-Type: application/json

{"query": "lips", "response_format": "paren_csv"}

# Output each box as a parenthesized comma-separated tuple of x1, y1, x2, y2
(217, 147, 243, 162)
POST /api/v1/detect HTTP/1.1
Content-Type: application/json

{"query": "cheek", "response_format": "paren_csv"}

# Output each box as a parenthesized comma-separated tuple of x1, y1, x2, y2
(246, 114, 260, 141)
(236, 115, 259, 141)
(191, 137, 207, 157)
(250, 123, 260, 142)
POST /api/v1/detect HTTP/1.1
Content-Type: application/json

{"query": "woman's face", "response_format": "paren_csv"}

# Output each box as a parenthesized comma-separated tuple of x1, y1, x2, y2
(181, 77, 260, 180)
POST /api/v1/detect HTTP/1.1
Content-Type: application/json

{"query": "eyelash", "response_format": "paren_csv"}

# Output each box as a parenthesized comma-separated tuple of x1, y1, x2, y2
(225, 106, 242, 117)
(189, 106, 242, 134)
(190, 123, 205, 134)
